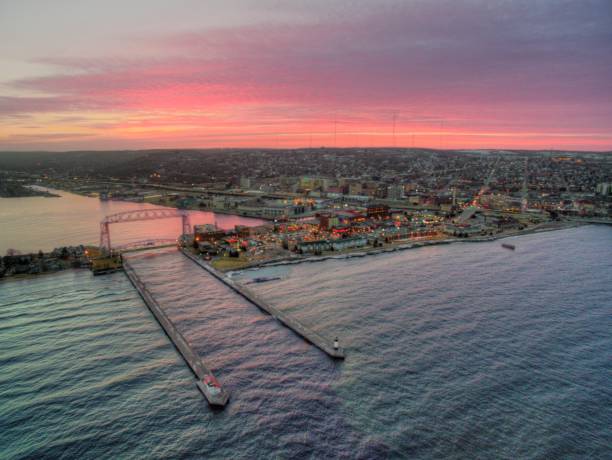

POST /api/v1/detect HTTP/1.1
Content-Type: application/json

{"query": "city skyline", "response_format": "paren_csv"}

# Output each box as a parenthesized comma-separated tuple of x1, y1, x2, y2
(1, 0, 612, 151)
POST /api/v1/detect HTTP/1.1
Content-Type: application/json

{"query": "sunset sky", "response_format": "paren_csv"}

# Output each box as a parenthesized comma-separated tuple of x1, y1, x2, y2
(1, 0, 611, 151)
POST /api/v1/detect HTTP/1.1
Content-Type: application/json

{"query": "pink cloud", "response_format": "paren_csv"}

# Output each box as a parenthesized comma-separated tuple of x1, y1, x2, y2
(2, 1, 611, 150)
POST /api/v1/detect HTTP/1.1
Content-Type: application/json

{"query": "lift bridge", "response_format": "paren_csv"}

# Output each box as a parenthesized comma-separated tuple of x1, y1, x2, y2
(99, 208, 191, 252)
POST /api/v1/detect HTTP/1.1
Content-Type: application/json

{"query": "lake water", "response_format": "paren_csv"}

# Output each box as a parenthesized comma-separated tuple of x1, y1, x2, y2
(0, 194, 611, 459)
(0, 188, 264, 254)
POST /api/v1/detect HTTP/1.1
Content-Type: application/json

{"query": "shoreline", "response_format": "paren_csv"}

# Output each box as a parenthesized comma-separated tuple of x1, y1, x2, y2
(1, 219, 602, 282)
(32, 182, 278, 220)
(0, 267, 89, 283)
(225, 220, 587, 274)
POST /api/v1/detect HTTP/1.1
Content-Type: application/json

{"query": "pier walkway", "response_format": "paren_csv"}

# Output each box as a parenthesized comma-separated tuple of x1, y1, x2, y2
(181, 249, 345, 359)
(123, 259, 230, 407)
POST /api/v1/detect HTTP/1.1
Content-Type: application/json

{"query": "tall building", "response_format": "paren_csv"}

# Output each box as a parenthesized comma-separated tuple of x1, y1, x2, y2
(240, 176, 251, 189)
(387, 184, 404, 200)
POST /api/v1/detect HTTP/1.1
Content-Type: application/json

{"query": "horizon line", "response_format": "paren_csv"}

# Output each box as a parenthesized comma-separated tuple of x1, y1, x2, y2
(1, 146, 612, 154)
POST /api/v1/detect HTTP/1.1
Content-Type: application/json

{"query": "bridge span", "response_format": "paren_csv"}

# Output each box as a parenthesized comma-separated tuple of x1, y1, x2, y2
(100, 208, 191, 251)
(115, 239, 178, 253)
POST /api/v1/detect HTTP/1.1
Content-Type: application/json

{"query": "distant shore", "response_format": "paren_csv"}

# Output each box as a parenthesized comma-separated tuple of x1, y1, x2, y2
(0, 183, 60, 198)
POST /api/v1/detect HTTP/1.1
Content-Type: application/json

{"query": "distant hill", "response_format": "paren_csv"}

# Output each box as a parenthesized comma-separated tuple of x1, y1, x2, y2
(1, 148, 609, 184)
(0, 151, 148, 175)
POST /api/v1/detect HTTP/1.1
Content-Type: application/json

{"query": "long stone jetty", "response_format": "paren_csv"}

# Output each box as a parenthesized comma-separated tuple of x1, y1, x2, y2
(181, 249, 345, 359)
(123, 259, 230, 407)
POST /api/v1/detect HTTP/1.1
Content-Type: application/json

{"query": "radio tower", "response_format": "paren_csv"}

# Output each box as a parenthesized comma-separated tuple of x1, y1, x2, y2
(333, 113, 337, 148)
(521, 158, 529, 213)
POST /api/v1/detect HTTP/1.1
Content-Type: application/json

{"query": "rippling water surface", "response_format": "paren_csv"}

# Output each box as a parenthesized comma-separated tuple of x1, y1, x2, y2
(1, 225, 611, 459)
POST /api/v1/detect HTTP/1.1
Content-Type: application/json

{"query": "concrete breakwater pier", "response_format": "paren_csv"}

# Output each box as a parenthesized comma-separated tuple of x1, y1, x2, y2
(181, 249, 345, 359)
(123, 259, 230, 407)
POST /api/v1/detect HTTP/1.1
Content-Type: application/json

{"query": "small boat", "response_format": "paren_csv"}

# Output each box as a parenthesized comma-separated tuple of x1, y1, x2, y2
(247, 276, 281, 284)
(92, 267, 121, 276)
(501, 243, 516, 251)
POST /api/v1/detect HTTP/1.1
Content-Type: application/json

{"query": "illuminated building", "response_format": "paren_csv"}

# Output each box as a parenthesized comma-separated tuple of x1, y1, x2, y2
(366, 204, 390, 219)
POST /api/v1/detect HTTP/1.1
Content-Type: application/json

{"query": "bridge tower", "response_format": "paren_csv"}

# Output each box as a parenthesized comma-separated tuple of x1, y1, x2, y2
(181, 211, 192, 236)
(100, 221, 111, 252)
